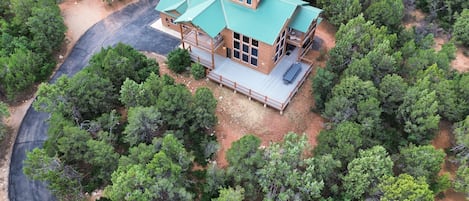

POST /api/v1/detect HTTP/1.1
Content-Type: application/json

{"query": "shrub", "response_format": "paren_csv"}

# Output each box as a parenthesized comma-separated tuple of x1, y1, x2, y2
(167, 48, 191, 73)
(453, 9, 469, 47)
(191, 62, 205, 80)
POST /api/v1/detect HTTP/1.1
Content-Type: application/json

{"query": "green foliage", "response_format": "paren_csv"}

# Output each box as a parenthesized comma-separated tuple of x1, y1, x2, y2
(119, 73, 175, 107)
(191, 62, 205, 80)
(24, 148, 84, 201)
(157, 84, 193, 129)
(105, 135, 193, 201)
(324, 76, 381, 130)
(0, 101, 9, 141)
(312, 67, 336, 111)
(397, 78, 440, 144)
(56, 126, 92, 164)
(314, 122, 363, 164)
(226, 135, 264, 200)
(203, 164, 229, 199)
(257, 133, 324, 200)
(453, 9, 469, 47)
(34, 72, 117, 121)
(212, 186, 245, 201)
(191, 87, 218, 132)
(26, 5, 66, 55)
(364, 0, 404, 32)
(84, 139, 119, 190)
(86, 43, 159, 89)
(453, 116, 469, 164)
(396, 144, 446, 193)
(123, 106, 164, 146)
(167, 48, 191, 73)
(454, 166, 469, 198)
(379, 174, 433, 201)
(0, 48, 39, 100)
(317, 0, 361, 27)
(342, 146, 393, 200)
(0, 0, 65, 99)
(379, 74, 408, 116)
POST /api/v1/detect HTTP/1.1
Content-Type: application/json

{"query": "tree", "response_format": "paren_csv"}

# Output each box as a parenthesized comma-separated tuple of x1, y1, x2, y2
(0, 48, 38, 99)
(342, 146, 393, 200)
(453, 9, 469, 47)
(86, 43, 159, 89)
(123, 106, 164, 146)
(26, 5, 66, 55)
(191, 62, 205, 80)
(324, 76, 381, 131)
(308, 154, 342, 197)
(257, 133, 323, 200)
(226, 134, 264, 200)
(85, 139, 119, 186)
(156, 84, 193, 129)
(212, 186, 245, 201)
(24, 148, 84, 201)
(119, 73, 175, 107)
(454, 166, 469, 198)
(317, 0, 362, 27)
(397, 78, 440, 144)
(379, 174, 433, 201)
(314, 121, 363, 164)
(364, 0, 404, 32)
(167, 48, 191, 73)
(119, 78, 142, 108)
(396, 144, 446, 193)
(453, 115, 469, 164)
(56, 126, 92, 164)
(312, 67, 336, 111)
(106, 134, 193, 201)
(0, 101, 9, 141)
(191, 87, 217, 132)
(379, 74, 408, 116)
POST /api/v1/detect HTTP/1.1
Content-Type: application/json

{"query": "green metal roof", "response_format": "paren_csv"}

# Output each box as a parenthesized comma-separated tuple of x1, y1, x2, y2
(156, 0, 322, 45)
(289, 5, 322, 33)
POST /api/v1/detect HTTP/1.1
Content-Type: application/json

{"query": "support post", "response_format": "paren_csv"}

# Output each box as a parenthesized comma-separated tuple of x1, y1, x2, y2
(195, 29, 199, 46)
(179, 24, 185, 49)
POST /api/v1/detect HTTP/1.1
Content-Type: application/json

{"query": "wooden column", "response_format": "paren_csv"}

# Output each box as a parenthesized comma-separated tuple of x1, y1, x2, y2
(211, 38, 215, 69)
(179, 24, 185, 49)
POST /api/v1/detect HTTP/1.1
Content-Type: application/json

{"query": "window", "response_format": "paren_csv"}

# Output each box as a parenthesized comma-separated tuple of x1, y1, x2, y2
(251, 48, 258, 56)
(234, 50, 240, 58)
(246, 0, 251, 4)
(252, 39, 258, 47)
(251, 58, 257, 66)
(234, 41, 240, 49)
(232, 32, 259, 67)
(243, 36, 249, 43)
(273, 28, 286, 63)
(242, 54, 249, 62)
(243, 44, 249, 53)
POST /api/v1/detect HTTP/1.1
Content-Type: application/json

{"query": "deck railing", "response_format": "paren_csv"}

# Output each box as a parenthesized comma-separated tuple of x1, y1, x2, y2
(183, 30, 224, 52)
(190, 54, 213, 69)
(207, 64, 313, 114)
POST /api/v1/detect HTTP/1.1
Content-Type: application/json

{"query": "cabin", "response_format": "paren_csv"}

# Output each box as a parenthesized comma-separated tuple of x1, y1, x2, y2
(156, 0, 323, 113)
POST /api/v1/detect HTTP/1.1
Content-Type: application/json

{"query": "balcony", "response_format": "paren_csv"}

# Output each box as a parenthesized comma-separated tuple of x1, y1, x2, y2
(182, 29, 224, 52)
(287, 29, 304, 47)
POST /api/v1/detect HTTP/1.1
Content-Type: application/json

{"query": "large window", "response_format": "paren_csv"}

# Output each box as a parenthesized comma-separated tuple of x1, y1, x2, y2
(273, 29, 286, 63)
(233, 32, 259, 67)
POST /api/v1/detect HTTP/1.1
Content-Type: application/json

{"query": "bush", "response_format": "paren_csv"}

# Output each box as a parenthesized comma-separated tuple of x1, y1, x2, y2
(191, 62, 205, 80)
(453, 9, 469, 47)
(167, 48, 191, 73)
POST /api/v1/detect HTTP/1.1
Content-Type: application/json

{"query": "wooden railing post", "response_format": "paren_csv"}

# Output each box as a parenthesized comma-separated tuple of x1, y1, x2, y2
(234, 82, 237, 94)
(264, 96, 267, 107)
(248, 89, 252, 100)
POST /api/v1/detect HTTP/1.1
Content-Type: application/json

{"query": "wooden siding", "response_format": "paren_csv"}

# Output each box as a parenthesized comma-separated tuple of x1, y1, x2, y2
(160, 13, 180, 32)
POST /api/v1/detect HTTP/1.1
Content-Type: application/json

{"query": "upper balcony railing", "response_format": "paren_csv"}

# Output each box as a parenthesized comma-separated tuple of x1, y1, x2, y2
(182, 29, 224, 52)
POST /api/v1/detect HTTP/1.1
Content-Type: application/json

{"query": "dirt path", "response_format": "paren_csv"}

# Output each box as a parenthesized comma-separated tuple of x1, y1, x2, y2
(0, 0, 136, 200)
(432, 121, 467, 201)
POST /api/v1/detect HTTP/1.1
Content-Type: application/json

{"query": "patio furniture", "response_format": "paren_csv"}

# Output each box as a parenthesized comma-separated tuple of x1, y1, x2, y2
(283, 62, 302, 84)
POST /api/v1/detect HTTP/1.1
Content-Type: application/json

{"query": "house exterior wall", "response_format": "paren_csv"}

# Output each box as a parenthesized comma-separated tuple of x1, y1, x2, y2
(215, 29, 277, 74)
(160, 13, 180, 32)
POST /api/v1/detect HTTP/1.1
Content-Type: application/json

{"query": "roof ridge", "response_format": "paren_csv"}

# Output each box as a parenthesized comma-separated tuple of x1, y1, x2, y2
(219, 0, 228, 30)
(186, 0, 217, 21)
